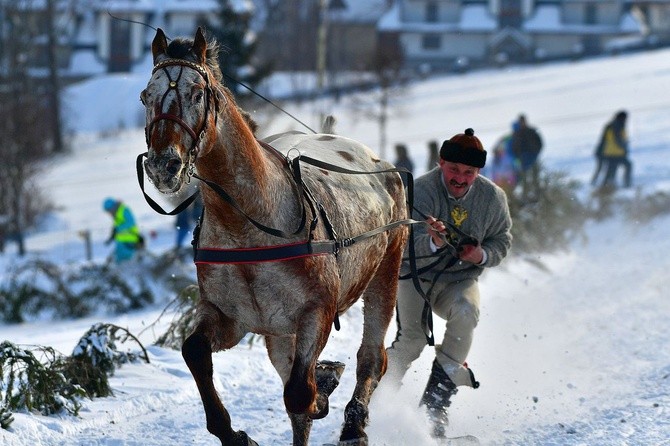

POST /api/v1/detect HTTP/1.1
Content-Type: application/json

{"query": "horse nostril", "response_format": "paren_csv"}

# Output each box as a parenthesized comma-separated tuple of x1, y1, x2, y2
(166, 158, 182, 176)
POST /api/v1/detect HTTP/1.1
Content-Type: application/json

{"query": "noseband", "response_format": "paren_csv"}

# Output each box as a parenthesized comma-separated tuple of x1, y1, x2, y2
(145, 58, 216, 164)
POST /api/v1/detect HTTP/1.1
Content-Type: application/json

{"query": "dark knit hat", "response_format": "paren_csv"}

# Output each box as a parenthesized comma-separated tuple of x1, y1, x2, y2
(439, 128, 487, 168)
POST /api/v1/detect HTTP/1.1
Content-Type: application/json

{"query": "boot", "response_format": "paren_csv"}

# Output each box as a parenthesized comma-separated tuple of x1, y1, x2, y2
(419, 359, 458, 438)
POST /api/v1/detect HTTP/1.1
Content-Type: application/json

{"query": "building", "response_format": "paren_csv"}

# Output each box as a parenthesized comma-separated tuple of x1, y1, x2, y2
(0, 0, 222, 81)
(1, 0, 666, 81)
(378, 0, 651, 73)
(633, 0, 670, 44)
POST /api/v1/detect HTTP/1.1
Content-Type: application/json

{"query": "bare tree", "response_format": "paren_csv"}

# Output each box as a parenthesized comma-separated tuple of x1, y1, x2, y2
(0, 0, 57, 255)
(45, 0, 64, 153)
(347, 31, 407, 160)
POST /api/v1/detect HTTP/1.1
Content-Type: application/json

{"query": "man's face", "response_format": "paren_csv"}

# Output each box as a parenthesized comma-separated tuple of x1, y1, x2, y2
(439, 160, 480, 198)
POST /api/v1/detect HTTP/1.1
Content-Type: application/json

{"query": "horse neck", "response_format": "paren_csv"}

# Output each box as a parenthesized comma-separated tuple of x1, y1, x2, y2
(196, 104, 298, 236)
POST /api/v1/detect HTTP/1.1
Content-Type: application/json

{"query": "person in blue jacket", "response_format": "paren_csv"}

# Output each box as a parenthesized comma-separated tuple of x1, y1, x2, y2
(103, 198, 142, 263)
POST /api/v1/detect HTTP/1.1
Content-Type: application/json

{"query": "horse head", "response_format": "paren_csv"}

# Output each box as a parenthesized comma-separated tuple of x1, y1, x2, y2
(141, 27, 224, 194)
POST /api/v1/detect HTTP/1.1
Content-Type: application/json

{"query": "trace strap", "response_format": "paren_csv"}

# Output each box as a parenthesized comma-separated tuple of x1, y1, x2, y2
(191, 142, 421, 261)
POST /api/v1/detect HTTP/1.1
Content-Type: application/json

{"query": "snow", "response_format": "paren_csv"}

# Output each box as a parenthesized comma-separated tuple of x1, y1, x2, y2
(525, 5, 642, 34)
(378, 3, 497, 32)
(2, 48, 670, 445)
(460, 5, 497, 32)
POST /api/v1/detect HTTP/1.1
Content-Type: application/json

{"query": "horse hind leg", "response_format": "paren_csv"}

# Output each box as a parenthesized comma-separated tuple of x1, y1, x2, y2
(339, 239, 404, 444)
(182, 301, 256, 446)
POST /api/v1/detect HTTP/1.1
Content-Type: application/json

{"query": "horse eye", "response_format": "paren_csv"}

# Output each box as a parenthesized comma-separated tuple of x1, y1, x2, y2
(139, 90, 147, 106)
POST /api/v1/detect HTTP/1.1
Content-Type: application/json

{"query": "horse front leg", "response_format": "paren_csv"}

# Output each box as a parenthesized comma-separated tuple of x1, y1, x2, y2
(283, 305, 335, 418)
(182, 301, 254, 446)
(267, 335, 313, 446)
(267, 334, 345, 446)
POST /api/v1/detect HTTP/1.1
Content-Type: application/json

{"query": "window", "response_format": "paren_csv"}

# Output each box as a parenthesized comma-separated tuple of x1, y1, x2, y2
(422, 34, 441, 50)
(426, 1, 438, 23)
(585, 3, 597, 24)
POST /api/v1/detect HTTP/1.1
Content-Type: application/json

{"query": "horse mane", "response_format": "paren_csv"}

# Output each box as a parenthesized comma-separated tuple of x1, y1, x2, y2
(165, 34, 259, 135)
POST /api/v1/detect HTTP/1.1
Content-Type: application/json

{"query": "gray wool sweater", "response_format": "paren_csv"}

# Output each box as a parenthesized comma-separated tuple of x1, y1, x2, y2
(401, 167, 513, 284)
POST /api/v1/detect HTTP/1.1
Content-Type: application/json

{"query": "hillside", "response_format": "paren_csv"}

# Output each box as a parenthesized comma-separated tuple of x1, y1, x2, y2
(1, 48, 669, 445)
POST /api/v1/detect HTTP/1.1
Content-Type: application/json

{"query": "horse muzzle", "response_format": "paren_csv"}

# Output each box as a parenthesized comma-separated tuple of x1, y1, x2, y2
(144, 148, 186, 193)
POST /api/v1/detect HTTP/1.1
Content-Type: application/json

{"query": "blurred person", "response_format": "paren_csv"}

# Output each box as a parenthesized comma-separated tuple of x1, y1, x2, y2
(393, 143, 415, 187)
(383, 128, 512, 439)
(103, 197, 142, 263)
(595, 110, 632, 188)
(511, 114, 543, 199)
(175, 193, 203, 250)
(427, 140, 440, 171)
(487, 125, 518, 193)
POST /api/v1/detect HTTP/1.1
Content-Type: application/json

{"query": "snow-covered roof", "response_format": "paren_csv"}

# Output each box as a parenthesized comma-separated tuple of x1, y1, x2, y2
(460, 4, 497, 31)
(379, 3, 496, 32)
(377, 2, 401, 31)
(94, 0, 218, 13)
(327, 0, 391, 24)
(524, 5, 642, 34)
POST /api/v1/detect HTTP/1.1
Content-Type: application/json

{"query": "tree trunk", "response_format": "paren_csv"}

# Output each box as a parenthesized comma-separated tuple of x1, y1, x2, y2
(46, 0, 64, 153)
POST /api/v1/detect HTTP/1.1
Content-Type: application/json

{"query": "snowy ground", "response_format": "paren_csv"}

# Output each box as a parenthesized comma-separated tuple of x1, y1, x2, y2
(1, 48, 670, 445)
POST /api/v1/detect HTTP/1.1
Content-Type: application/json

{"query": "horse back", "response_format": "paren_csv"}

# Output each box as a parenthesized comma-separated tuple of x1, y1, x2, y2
(263, 132, 408, 302)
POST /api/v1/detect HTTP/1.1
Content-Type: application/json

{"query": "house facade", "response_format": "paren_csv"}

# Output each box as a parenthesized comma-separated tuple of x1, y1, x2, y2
(1, 0, 667, 81)
(378, 0, 649, 72)
(0, 0, 389, 80)
(0, 0, 220, 80)
(633, 0, 670, 43)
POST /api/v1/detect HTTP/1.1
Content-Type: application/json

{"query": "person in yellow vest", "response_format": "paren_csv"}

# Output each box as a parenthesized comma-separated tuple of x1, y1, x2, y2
(593, 110, 632, 188)
(103, 198, 142, 263)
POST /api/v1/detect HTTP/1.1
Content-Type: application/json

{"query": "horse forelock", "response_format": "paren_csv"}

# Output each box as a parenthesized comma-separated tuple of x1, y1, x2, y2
(165, 36, 223, 83)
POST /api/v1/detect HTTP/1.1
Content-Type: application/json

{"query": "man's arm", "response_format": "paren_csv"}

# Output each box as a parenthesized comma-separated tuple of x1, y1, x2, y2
(479, 188, 513, 268)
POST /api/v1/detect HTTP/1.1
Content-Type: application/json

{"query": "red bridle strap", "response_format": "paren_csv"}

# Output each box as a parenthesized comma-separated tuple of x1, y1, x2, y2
(146, 58, 212, 156)
(149, 113, 199, 144)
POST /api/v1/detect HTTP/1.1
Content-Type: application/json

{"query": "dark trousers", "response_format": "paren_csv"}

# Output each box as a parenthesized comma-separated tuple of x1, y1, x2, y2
(603, 157, 632, 188)
(591, 157, 605, 186)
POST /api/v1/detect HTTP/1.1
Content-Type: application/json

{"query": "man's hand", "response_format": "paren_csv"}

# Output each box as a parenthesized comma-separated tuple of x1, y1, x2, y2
(425, 216, 447, 248)
(458, 242, 484, 264)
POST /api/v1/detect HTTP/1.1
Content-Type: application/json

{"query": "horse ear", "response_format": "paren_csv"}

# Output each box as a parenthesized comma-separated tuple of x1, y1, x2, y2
(193, 27, 208, 65)
(152, 28, 169, 63)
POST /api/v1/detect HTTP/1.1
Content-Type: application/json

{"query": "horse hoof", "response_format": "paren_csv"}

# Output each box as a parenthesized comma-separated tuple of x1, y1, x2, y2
(337, 438, 368, 446)
(231, 430, 259, 446)
(310, 392, 330, 420)
(316, 360, 345, 396)
(309, 360, 346, 419)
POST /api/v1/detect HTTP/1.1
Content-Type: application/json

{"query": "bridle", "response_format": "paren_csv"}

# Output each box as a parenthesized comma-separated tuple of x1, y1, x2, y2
(144, 58, 218, 173)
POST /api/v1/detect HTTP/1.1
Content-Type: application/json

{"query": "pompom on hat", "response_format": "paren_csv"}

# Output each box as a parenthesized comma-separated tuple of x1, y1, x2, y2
(439, 128, 487, 168)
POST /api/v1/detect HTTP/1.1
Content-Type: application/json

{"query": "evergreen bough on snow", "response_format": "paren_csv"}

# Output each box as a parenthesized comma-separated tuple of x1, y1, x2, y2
(0, 323, 148, 430)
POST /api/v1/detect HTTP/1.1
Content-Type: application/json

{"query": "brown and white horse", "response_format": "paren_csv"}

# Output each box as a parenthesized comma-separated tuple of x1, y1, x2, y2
(141, 27, 408, 446)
